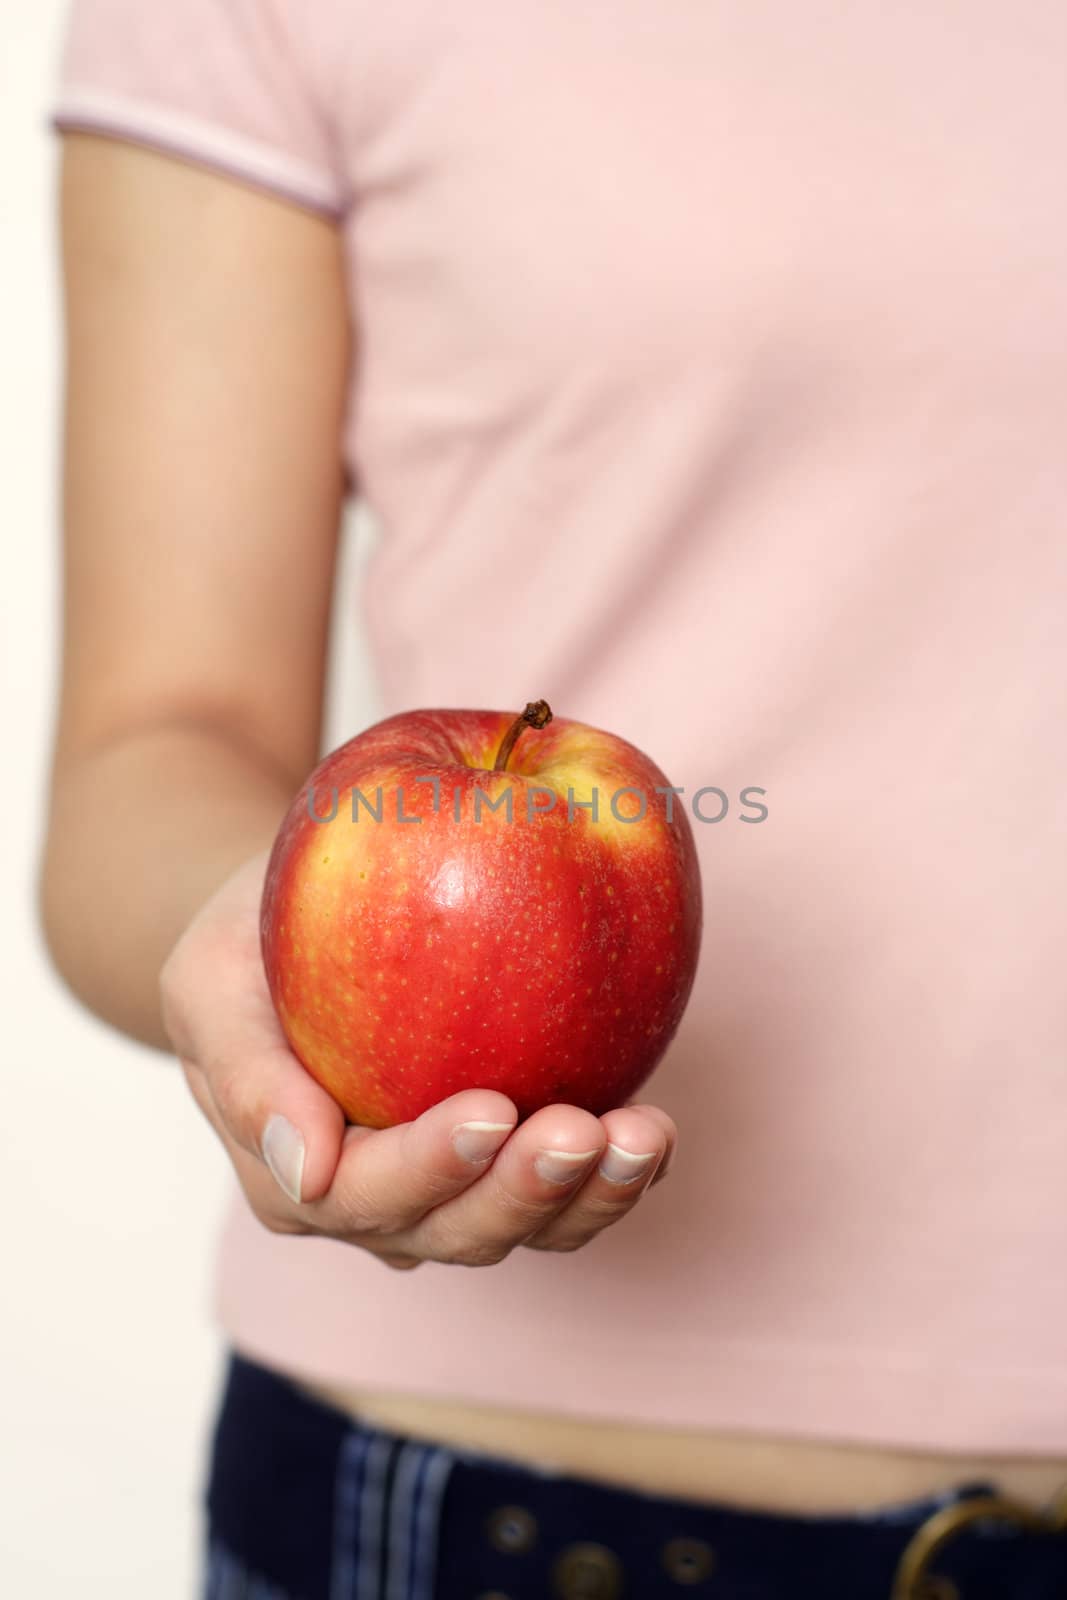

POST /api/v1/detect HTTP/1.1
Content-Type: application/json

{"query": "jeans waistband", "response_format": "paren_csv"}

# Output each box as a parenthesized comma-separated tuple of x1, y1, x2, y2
(205, 1352, 1067, 1600)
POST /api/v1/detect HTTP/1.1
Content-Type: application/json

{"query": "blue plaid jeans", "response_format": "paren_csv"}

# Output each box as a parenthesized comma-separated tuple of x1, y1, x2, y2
(203, 1353, 1067, 1600)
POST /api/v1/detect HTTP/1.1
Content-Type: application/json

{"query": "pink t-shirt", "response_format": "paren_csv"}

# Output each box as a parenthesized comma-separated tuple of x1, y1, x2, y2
(54, 0, 1067, 1457)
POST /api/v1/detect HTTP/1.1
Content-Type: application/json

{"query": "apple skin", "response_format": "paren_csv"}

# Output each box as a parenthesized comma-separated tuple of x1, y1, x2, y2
(260, 706, 702, 1127)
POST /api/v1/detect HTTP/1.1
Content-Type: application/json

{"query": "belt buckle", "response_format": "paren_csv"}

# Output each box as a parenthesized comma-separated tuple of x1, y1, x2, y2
(890, 1484, 1067, 1600)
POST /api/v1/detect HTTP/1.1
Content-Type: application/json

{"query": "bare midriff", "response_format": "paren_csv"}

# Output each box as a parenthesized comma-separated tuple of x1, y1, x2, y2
(302, 1381, 1067, 1517)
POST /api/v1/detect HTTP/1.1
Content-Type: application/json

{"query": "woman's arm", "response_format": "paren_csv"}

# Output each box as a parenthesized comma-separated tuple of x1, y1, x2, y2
(39, 134, 350, 1050)
(39, 134, 676, 1258)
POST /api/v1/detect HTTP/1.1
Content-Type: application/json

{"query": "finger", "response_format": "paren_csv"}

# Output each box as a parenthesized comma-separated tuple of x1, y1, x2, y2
(623, 1102, 678, 1185)
(180, 1056, 309, 1234)
(408, 1103, 607, 1266)
(198, 1013, 347, 1206)
(522, 1106, 669, 1252)
(306, 1087, 520, 1237)
(161, 885, 347, 1205)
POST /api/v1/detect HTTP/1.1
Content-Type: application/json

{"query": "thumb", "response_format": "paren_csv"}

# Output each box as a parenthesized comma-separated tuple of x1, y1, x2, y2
(199, 1022, 347, 1206)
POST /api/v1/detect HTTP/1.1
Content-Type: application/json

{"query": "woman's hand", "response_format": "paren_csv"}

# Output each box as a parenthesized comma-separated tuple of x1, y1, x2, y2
(161, 851, 677, 1271)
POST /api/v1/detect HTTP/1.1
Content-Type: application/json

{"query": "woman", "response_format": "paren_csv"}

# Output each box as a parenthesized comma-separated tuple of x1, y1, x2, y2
(40, 1, 1067, 1595)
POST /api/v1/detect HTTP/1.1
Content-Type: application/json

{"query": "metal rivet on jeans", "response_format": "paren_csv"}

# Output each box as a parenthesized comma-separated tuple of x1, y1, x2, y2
(551, 1541, 624, 1599)
(661, 1535, 717, 1584)
(485, 1503, 539, 1554)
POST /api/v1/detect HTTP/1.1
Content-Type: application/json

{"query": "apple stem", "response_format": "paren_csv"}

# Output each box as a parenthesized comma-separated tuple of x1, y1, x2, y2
(492, 700, 553, 772)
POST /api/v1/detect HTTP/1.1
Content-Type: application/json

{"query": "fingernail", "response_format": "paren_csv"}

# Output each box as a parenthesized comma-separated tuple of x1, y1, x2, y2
(451, 1120, 514, 1164)
(262, 1114, 305, 1203)
(534, 1147, 600, 1185)
(598, 1143, 658, 1185)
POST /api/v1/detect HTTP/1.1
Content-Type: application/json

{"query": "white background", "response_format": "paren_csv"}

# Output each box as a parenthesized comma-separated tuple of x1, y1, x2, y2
(1, 5, 379, 1593)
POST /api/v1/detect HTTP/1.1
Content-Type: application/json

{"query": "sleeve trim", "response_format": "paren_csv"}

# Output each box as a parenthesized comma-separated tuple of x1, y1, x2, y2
(53, 86, 345, 219)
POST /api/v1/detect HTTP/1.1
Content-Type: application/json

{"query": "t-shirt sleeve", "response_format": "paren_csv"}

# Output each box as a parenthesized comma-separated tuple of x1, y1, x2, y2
(51, 0, 345, 217)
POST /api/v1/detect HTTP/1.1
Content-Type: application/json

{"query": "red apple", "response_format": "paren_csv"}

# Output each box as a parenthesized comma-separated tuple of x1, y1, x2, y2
(260, 700, 702, 1126)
